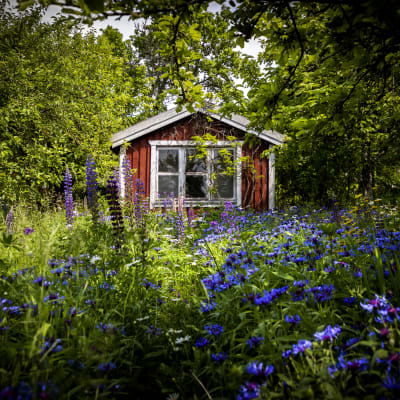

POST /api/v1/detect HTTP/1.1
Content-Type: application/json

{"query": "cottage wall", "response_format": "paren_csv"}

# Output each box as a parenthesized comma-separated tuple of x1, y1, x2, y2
(125, 113, 270, 210)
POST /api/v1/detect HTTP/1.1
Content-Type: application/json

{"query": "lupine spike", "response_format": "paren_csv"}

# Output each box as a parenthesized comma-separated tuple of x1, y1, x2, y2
(106, 174, 124, 248)
(86, 155, 99, 223)
(123, 156, 133, 203)
(64, 168, 74, 228)
(6, 207, 13, 235)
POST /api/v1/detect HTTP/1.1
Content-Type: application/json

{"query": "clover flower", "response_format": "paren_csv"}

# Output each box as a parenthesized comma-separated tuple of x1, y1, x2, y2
(313, 325, 341, 342)
(64, 167, 74, 227)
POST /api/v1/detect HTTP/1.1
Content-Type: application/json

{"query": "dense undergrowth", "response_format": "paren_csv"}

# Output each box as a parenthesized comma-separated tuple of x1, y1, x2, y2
(1, 195, 400, 399)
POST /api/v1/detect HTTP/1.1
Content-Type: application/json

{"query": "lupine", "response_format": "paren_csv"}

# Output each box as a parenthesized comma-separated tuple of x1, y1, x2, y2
(86, 155, 99, 222)
(122, 156, 133, 203)
(176, 195, 185, 243)
(106, 174, 125, 248)
(64, 168, 74, 228)
(134, 178, 145, 228)
(6, 208, 13, 235)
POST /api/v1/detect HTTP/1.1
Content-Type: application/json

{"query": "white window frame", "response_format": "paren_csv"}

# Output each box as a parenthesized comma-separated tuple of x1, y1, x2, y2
(149, 140, 242, 208)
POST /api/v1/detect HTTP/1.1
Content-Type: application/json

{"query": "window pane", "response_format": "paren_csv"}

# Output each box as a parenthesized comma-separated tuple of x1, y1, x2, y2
(186, 175, 207, 198)
(158, 175, 179, 197)
(215, 174, 234, 198)
(159, 149, 179, 172)
(186, 149, 206, 173)
(213, 149, 234, 173)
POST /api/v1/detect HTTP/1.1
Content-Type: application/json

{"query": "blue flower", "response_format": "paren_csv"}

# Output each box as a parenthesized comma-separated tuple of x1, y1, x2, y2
(195, 337, 209, 348)
(246, 336, 264, 349)
(205, 324, 223, 337)
(292, 339, 312, 356)
(285, 314, 301, 325)
(98, 361, 116, 372)
(313, 325, 341, 342)
(211, 352, 228, 363)
(246, 362, 274, 379)
(237, 381, 261, 400)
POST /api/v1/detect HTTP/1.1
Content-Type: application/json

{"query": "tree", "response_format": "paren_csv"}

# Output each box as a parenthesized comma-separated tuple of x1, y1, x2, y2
(22, 0, 400, 203)
(0, 3, 153, 203)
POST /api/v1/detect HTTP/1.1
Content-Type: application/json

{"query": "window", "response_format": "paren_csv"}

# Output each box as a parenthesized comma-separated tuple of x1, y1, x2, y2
(149, 141, 242, 207)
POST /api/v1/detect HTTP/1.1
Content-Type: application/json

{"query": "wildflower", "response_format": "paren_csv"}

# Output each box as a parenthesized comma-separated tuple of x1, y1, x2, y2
(24, 227, 34, 235)
(64, 167, 74, 227)
(6, 208, 13, 235)
(96, 322, 118, 334)
(344, 296, 356, 305)
(98, 362, 116, 372)
(175, 335, 191, 345)
(41, 338, 63, 355)
(313, 325, 341, 342)
(282, 349, 292, 358)
(86, 155, 99, 222)
(237, 381, 261, 400)
(106, 174, 125, 248)
(146, 325, 162, 335)
(285, 315, 301, 325)
(211, 352, 228, 363)
(308, 284, 335, 302)
(195, 337, 209, 348)
(292, 339, 312, 356)
(205, 324, 224, 337)
(246, 362, 274, 379)
(0, 382, 32, 400)
(247, 336, 264, 349)
(200, 301, 217, 313)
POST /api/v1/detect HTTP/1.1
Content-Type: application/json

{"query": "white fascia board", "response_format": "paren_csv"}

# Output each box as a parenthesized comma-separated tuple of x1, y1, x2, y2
(112, 108, 284, 149)
(209, 113, 284, 146)
(111, 109, 191, 148)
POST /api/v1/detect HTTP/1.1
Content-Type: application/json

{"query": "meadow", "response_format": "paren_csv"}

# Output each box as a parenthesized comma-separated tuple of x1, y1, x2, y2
(1, 178, 400, 399)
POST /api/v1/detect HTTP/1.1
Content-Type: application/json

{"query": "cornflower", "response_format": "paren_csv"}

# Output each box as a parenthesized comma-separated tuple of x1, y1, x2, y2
(246, 362, 274, 379)
(64, 168, 74, 227)
(205, 323, 224, 337)
(98, 362, 116, 372)
(247, 336, 264, 349)
(24, 227, 34, 235)
(292, 339, 312, 356)
(237, 381, 262, 400)
(211, 352, 228, 363)
(313, 325, 341, 342)
(285, 315, 301, 325)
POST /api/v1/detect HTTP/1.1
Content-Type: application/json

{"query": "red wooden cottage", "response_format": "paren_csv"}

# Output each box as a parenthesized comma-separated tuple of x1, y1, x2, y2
(111, 107, 283, 210)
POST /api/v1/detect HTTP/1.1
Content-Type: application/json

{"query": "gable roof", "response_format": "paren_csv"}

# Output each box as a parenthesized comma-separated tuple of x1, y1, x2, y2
(111, 107, 284, 149)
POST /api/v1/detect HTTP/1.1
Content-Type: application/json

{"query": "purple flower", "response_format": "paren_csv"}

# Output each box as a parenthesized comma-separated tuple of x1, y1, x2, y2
(86, 155, 99, 221)
(285, 314, 301, 325)
(64, 167, 74, 227)
(0, 382, 32, 400)
(211, 352, 228, 363)
(313, 325, 341, 342)
(98, 361, 116, 372)
(106, 174, 125, 248)
(292, 339, 312, 355)
(246, 362, 274, 378)
(205, 323, 224, 337)
(247, 336, 264, 349)
(237, 381, 261, 400)
(195, 337, 209, 348)
(6, 208, 13, 235)
(200, 301, 217, 313)
(344, 296, 356, 305)
(24, 227, 34, 235)
(146, 325, 162, 336)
